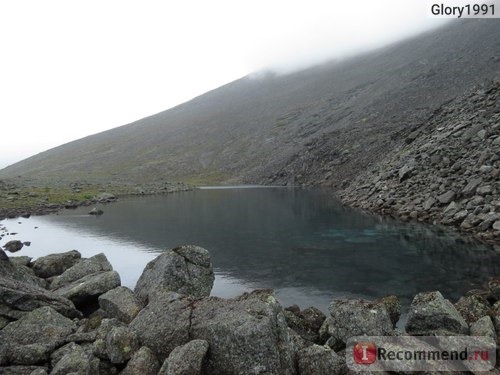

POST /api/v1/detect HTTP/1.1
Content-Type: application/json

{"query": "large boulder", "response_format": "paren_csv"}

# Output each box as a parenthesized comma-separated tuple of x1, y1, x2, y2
(0, 307, 76, 365)
(121, 346, 160, 375)
(296, 344, 345, 375)
(49, 253, 112, 290)
(0, 276, 81, 319)
(189, 290, 296, 375)
(405, 291, 468, 335)
(134, 245, 214, 306)
(129, 291, 192, 362)
(130, 289, 296, 375)
(52, 270, 121, 307)
(158, 339, 209, 375)
(32, 250, 81, 279)
(321, 298, 393, 345)
(98, 286, 141, 324)
(0, 259, 46, 288)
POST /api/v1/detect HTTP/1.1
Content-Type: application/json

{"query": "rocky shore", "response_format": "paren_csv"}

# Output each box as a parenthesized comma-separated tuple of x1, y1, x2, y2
(0, 181, 192, 221)
(1, 244, 500, 374)
(340, 81, 500, 245)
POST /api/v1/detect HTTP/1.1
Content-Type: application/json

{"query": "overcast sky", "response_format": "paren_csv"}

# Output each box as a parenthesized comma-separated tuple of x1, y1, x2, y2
(0, 1, 448, 169)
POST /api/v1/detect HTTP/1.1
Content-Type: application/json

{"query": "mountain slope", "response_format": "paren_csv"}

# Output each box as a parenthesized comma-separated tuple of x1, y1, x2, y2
(1, 19, 500, 187)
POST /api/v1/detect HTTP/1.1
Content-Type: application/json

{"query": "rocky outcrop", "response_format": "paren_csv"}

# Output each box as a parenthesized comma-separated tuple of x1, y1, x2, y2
(340, 82, 500, 244)
(2, 247, 500, 374)
(134, 245, 214, 306)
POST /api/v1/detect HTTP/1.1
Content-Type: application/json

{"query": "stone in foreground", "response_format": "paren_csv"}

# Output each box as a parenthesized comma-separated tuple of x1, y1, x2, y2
(98, 286, 141, 324)
(406, 291, 468, 335)
(0, 307, 76, 365)
(0, 276, 81, 319)
(134, 245, 214, 305)
(158, 339, 209, 375)
(297, 344, 345, 375)
(322, 298, 393, 344)
(121, 346, 160, 375)
(32, 250, 81, 278)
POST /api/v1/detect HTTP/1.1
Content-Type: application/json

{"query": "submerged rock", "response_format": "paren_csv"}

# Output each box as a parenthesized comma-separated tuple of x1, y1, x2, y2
(3, 240, 23, 253)
(134, 245, 214, 305)
(406, 291, 468, 335)
(89, 208, 104, 216)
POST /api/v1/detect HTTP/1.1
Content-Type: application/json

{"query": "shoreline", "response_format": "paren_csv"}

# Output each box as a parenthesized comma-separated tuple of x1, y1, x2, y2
(0, 246, 499, 374)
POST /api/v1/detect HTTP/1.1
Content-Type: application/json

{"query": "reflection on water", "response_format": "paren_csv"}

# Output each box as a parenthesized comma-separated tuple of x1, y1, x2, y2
(1, 188, 499, 315)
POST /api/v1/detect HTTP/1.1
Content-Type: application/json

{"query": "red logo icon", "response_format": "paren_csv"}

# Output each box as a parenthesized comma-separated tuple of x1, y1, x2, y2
(354, 342, 377, 364)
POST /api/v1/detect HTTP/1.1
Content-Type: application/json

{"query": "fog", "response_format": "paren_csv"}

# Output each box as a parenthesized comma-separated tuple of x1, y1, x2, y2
(0, 0, 449, 170)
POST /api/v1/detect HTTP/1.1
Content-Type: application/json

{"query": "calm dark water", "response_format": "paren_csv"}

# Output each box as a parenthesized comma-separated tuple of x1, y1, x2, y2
(1, 187, 499, 319)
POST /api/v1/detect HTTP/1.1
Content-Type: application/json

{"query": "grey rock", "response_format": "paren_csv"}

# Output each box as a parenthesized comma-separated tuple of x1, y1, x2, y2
(89, 208, 103, 216)
(9, 256, 32, 267)
(437, 190, 455, 204)
(454, 294, 491, 324)
(134, 245, 214, 306)
(462, 177, 482, 197)
(158, 339, 209, 375)
(49, 253, 113, 290)
(98, 286, 141, 324)
(0, 260, 46, 288)
(0, 249, 8, 261)
(0, 316, 9, 329)
(297, 344, 345, 375)
(324, 298, 393, 344)
(493, 220, 500, 231)
(105, 326, 140, 364)
(51, 345, 100, 375)
(3, 240, 23, 253)
(378, 295, 401, 326)
(120, 346, 160, 375)
(470, 316, 496, 340)
(53, 270, 121, 306)
(96, 193, 117, 203)
(0, 276, 81, 319)
(398, 164, 414, 182)
(0, 307, 76, 365)
(32, 250, 81, 278)
(406, 291, 468, 335)
(488, 277, 500, 300)
(50, 342, 83, 367)
(284, 306, 325, 344)
(129, 291, 192, 361)
(190, 290, 295, 375)
(0, 366, 48, 375)
(423, 197, 436, 211)
(477, 185, 493, 195)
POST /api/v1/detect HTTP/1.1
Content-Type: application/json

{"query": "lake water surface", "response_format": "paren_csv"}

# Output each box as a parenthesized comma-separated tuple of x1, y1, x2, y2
(1, 187, 499, 321)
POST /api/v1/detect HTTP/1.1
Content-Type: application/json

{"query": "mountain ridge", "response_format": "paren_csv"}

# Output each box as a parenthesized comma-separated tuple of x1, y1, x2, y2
(1, 19, 500, 188)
